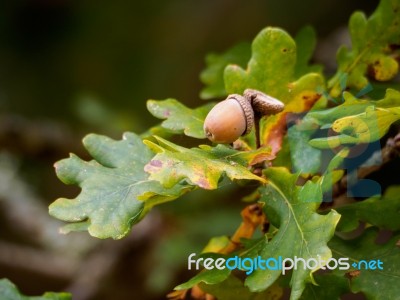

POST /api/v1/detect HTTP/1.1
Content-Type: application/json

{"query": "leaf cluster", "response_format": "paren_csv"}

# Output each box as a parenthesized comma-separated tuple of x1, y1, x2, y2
(43, 0, 400, 299)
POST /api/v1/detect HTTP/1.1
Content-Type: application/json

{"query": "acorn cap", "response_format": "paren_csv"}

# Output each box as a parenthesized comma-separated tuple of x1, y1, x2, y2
(244, 89, 284, 116)
(228, 94, 254, 135)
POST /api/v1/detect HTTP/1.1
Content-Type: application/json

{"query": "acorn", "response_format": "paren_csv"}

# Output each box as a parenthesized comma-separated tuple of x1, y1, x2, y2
(204, 94, 253, 144)
(204, 89, 284, 144)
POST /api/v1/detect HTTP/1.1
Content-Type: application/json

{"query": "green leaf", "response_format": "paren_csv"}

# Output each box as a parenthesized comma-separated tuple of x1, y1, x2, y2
(59, 221, 90, 234)
(202, 236, 231, 253)
(140, 124, 176, 140)
(328, 0, 400, 96)
(175, 237, 269, 292)
(246, 168, 340, 300)
(199, 26, 321, 101)
(232, 146, 273, 166)
(285, 95, 333, 175)
(144, 136, 266, 190)
(0, 279, 71, 300)
(309, 89, 400, 148)
(294, 26, 323, 78)
(222, 27, 324, 156)
(200, 42, 251, 100)
(318, 148, 349, 194)
(332, 105, 399, 139)
(311, 107, 400, 148)
(224, 27, 324, 104)
(337, 185, 400, 232)
(330, 228, 400, 299)
(307, 89, 400, 126)
(176, 269, 232, 291)
(299, 274, 349, 300)
(175, 253, 231, 290)
(272, 135, 292, 169)
(199, 275, 283, 300)
(287, 122, 321, 174)
(147, 99, 215, 139)
(49, 132, 191, 239)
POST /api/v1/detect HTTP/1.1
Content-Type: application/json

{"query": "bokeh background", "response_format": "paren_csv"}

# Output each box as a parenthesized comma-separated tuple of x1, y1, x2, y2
(0, 1, 376, 299)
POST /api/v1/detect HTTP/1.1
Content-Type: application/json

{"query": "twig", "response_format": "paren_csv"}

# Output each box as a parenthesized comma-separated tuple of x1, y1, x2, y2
(328, 132, 400, 209)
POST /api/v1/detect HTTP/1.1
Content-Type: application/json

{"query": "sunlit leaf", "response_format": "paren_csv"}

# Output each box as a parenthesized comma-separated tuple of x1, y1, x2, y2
(199, 25, 322, 101)
(294, 26, 323, 77)
(307, 89, 400, 126)
(147, 99, 215, 139)
(328, 0, 400, 96)
(334, 106, 399, 139)
(224, 27, 324, 103)
(309, 89, 400, 148)
(223, 28, 324, 155)
(175, 253, 231, 290)
(260, 91, 322, 156)
(144, 136, 266, 190)
(202, 236, 231, 254)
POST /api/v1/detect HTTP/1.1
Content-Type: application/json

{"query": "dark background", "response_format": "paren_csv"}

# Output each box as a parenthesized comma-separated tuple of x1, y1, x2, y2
(0, 1, 376, 299)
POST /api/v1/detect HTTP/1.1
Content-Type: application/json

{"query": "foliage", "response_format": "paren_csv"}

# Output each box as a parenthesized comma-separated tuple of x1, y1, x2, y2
(246, 168, 340, 297)
(328, 0, 400, 97)
(144, 136, 269, 190)
(308, 89, 400, 149)
(147, 99, 215, 139)
(299, 274, 349, 300)
(49, 132, 192, 239)
(44, 0, 400, 299)
(200, 42, 251, 100)
(329, 228, 400, 299)
(336, 185, 400, 232)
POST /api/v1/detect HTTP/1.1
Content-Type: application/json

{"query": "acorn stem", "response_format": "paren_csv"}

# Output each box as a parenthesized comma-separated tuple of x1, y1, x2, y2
(254, 114, 261, 148)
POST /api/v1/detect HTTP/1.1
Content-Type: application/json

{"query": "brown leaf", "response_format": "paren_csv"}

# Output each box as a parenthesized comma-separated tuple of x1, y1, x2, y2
(346, 270, 361, 279)
(221, 203, 267, 254)
(167, 285, 216, 300)
(261, 90, 321, 157)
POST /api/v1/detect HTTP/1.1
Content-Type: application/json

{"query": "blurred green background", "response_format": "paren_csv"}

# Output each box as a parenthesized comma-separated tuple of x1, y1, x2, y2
(0, 1, 375, 299)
